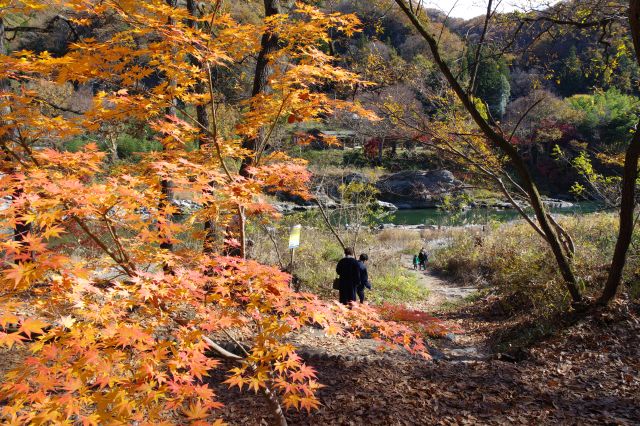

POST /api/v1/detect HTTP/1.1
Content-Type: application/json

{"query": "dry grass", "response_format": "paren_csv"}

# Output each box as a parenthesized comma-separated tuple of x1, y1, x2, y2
(431, 213, 638, 316)
(248, 219, 430, 304)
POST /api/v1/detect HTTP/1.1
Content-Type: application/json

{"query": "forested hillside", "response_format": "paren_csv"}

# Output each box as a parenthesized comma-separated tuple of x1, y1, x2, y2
(1, 0, 639, 424)
(7, 0, 637, 196)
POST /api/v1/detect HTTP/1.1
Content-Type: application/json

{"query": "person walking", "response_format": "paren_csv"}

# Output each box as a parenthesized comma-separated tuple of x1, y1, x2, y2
(336, 247, 360, 305)
(412, 254, 419, 270)
(357, 254, 372, 303)
(418, 248, 428, 271)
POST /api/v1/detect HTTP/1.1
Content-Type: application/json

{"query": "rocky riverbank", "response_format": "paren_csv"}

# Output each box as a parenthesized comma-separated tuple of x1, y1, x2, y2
(270, 169, 574, 213)
(168, 168, 574, 216)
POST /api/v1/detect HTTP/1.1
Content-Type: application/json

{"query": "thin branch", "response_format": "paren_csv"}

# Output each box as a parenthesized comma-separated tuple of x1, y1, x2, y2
(315, 197, 346, 250)
(203, 336, 243, 360)
(255, 90, 293, 166)
(468, 0, 494, 95)
(507, 97, 545, 142)
(34, 96, 84, 115)
(71, 216, 135, 277)
(6, 15, 80, 41)
(261, 223, 285, 270)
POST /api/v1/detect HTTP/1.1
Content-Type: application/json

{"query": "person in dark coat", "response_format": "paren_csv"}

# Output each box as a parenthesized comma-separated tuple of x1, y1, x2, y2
(357, 253, 372, 303)
(418, 248, 428, 271)
(336, 247, 360, 304)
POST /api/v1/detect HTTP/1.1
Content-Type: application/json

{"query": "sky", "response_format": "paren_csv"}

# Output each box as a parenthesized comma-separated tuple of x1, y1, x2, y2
(423, 0, 559, 20)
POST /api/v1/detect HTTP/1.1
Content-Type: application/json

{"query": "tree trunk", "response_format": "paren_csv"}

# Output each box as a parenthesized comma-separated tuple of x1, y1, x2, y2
(187, 0, 210, 145)
(186, 0, 218, 254)
(159, 0, 177, 257)
(394, 0, 582, 303)
(239, 0, 282, 177)
(0, 18, 33, 261)
(599, 0, 640, 304)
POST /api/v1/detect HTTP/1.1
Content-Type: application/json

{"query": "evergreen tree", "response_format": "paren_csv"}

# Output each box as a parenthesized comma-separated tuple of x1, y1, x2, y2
(557, 45, 588, 96)
(474, 57, 511, 120)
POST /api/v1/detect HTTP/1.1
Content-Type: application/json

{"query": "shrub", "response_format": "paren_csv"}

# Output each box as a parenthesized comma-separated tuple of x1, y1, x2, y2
(567, 88, 640, 151)
(63, 136, 91, 152)
(367, 269, 429, 304)
(115, 134, 163, 159)
(432, 213, 635, 317)
(321, 243, 344, 262)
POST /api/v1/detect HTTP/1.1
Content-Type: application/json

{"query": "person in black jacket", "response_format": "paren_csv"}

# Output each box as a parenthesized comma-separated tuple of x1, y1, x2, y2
(336, 247, 360, 304)
(418, 248, 428, 271)
(357, 253, 372, 303)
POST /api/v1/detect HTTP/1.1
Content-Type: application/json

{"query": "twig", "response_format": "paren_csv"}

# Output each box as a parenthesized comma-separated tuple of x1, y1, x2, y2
(315, 197, 346, 250)
(71, 216, 135, 277)
(261, 223, 285, 270)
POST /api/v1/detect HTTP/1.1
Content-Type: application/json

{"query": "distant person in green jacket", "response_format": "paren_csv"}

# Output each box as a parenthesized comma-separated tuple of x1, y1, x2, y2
(412, 254, 419, 270)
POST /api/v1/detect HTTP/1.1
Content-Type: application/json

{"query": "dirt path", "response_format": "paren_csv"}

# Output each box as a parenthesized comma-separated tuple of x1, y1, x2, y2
(397, 254, 492, 363)
(282, 254, 489, 365)
(401, 254, 477, 310)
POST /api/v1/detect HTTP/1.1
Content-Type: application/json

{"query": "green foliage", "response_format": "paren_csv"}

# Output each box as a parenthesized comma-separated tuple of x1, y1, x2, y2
(113, 134, 163, 159)
(554, 144, 623, 204)
(571, 152, 621, 194)
(567, 89, 640, 151)
(63, 134, 162, 160)
(432, 213, 639, 317)
(321, 243, 344, 262)
(342, 149, 369, 167)
(556, 45, 587, 97)
(63, 137, 90, 152)
(342, 145, 442, 171)
(299, 149, 346, 169)
(439, 192, 471, 212)
(339, 180, 379, 205)
(474, 56, 511, 120)
(367, 270, 429, 304)
(471, 96, 490, 121)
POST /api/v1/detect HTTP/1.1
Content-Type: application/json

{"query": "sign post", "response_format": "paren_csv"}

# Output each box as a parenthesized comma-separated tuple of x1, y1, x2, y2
(287, 225, 301, 288)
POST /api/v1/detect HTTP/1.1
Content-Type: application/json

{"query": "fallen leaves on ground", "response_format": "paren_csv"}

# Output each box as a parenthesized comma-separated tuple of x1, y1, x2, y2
(209, 300, 640, 425)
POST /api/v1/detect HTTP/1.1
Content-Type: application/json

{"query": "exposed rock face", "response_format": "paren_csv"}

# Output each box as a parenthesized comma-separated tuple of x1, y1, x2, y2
(375, 170, 463, 209)
(469, 198, 575, 210)
(543, 198, 574, 209)
(374, 200, 398, 212)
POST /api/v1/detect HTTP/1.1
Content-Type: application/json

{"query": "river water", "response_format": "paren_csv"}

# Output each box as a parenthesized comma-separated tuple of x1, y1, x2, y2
(386, 202, 603, 227)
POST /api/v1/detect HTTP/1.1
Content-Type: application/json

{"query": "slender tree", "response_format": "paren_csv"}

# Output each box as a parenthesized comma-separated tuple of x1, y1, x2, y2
(599, 0, 640, 304)
(393, 0, 583, 303)
(239, 0, 284, 177)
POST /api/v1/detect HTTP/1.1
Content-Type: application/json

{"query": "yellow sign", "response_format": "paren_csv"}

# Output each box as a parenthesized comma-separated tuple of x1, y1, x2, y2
(288, 224, 301, 249)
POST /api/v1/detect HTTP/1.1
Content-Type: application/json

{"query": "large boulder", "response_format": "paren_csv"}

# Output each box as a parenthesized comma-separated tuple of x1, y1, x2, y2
(375, 170, 463, 209)
(374, 200, 398, 212)
(543, 198, 574, 209)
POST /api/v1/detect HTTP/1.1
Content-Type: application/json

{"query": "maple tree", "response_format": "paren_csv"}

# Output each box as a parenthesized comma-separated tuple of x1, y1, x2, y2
(0, 1, 430, 424)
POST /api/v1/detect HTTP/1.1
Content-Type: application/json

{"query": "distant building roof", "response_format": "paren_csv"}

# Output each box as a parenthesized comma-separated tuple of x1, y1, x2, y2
(320, 130, 356, 138)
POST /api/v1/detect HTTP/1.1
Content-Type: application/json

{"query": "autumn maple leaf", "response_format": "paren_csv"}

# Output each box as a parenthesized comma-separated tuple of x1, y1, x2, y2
(18, 318, 49, 338)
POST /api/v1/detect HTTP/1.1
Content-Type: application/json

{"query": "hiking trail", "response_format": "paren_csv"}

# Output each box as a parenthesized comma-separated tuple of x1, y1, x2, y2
(400, 253, 489, 363)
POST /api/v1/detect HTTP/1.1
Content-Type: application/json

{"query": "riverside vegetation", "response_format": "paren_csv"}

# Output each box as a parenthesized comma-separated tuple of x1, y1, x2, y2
(1, 0, 640, 424)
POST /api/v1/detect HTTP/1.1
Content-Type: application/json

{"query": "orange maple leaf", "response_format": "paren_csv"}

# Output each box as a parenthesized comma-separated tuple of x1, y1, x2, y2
(18, 318, 49, 338)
